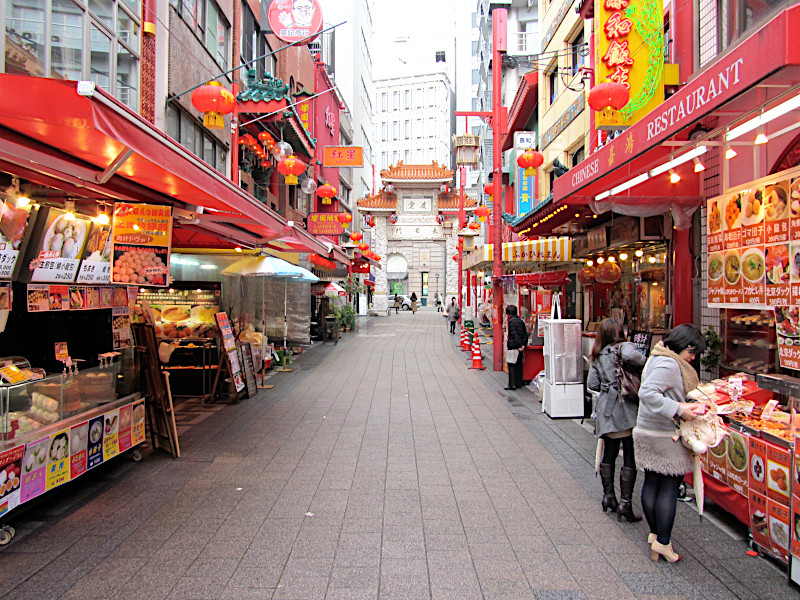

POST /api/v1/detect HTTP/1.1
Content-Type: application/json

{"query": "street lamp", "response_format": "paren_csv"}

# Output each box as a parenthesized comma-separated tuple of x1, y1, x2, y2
(435, 272, 439, 296)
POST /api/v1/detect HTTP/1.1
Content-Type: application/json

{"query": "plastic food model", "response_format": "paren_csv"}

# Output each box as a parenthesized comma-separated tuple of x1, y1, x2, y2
(112, 249, 165, 285)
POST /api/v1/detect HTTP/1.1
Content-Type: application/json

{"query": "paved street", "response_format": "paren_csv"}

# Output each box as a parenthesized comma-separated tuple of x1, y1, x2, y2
(0, 308, 795, 599)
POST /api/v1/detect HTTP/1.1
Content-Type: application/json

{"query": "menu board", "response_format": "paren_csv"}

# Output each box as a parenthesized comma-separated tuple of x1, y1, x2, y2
(29, 208, 93, 283)
(76, 222, 113, 284)
(215, 312, 245, 393)
(112, 306, 132, 350)
(110, 203, 171, 287)
(707, 174, 800, 309)
(240, 342, 258, 398)
(0, 200, 34, 280)
(26, 284, 131, 314)
(136, 288, 219, 339)
(630, 330, 653, 357)
(791, 434, 800, 584)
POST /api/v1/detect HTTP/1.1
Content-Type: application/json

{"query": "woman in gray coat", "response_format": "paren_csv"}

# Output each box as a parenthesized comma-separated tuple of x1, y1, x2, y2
(587, 318, 645, 522)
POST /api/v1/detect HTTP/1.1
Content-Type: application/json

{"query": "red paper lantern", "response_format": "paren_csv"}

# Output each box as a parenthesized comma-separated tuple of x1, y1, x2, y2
(577, 266, 596, 284)
(358, 243, 369, 252)
(483, 183, 494, 196)
(474, 205, 490, 223)
(389, 213, 398, 224)
(595, 262, 622, 284)
(349, 232, 363, 242)
(259, 159, 270, 168)
(588, 82, 630, 120)
(191, 81, 235, 129)
(517, 149, 544, 177)
(277, 156, 305, 185)
(468, 221, 480, 231)
(336, 212, 352, 224)
(452, 255, 459, 262)
(257, 131, 275, 147)
(316, 183, 337, 205)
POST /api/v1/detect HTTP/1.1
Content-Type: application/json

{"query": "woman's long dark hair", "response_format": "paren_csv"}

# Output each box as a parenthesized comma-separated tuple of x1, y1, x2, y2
(590, 318, 626, 361)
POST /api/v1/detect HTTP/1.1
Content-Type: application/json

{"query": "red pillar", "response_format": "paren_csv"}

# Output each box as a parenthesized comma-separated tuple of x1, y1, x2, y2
(491, 8, 507, 371)
(673, 1, 694, 82)
(672, 227, 693, 326)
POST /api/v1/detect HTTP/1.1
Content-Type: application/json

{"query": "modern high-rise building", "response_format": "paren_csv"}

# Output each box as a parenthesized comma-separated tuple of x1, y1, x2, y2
(314, 1, 376, 210)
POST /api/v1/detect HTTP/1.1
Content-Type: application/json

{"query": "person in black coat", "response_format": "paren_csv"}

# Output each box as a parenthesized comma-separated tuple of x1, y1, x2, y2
(505, 305, 528, 390)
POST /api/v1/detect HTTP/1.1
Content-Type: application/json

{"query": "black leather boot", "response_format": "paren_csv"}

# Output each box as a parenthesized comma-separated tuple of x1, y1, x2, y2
(599, 463, 617, 512)
(618, 467, 643, 522)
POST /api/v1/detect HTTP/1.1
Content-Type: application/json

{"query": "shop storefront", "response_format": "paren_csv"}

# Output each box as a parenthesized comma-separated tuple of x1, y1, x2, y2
(0, 74, 350, 544)
(550, 5, 800, 575)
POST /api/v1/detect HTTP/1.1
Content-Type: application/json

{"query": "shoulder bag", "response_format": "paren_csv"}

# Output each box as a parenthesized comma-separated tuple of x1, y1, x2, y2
(615, 345, 642, 404)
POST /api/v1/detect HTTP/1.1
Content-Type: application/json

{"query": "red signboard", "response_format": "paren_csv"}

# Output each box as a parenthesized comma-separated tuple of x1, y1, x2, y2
(267, 0, 323, 45)
(553, 6, 797, 202)
(307, 213, 345, 236)
(323, 146, 364, 167)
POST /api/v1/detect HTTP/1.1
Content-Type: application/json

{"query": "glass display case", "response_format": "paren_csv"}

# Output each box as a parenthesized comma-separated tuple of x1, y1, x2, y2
(721, 309, 778, 377)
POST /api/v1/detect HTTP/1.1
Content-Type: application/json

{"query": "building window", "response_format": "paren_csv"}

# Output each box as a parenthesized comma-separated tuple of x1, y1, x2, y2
(548, 68, 557, 104)
(421, 271, 429, 296)
(392, 121, 399, 140)
(6, 0, 142, 110)
(416, 118, 423, 137)
(360, 77, 372, 116)
(404, 120, 411, 139)
(570, 30, 585, 76)
(404, 89, 411, 108)
(381, 92, 388, 111)
(393, 91, 399, 110)
(392, 151, 399, 164)
(571, 146, 585, 167)
(166, 104, 228, 172)
(381, 151, 388, 170)
(361, 126, 372, 163)
(435, 50, 445, 62)
(428, 86, 435, 106)
(173, 0, 229, 69)
(404, 149, 411, 162)
(381, 122, 387, 142)
(417, 88, 424, 108)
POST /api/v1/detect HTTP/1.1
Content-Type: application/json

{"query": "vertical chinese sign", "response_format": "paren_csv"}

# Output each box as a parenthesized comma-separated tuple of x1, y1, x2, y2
(594, 0, 665, 128)
(111, 204, 172, 287)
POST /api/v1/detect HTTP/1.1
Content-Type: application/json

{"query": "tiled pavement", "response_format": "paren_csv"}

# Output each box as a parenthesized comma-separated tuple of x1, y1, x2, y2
(0, 309, 796, 599)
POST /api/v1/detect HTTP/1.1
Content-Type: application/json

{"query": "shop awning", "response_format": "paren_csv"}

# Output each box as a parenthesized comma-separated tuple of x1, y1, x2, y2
(0, 74, 347, 263)
(463, 237, 572, 271)
(551, 5, 800, 228)
(506, 270, 570, 286)
(502, 72, 539, 152)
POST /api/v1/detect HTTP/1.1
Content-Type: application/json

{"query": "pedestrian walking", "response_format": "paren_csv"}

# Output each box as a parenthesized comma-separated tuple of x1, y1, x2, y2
(587, 318, 645, 522)
(446, 297, 459, 334)
(410, 292, 418, 314)
(634, 324, 707, 563)
(393, 295, 401, 314)
(504, 305, 527, 390)
(435, 293, 442, 312)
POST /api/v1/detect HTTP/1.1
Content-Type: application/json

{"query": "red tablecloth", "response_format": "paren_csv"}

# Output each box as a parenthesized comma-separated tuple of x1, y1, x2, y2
(684, 471, 750, 526)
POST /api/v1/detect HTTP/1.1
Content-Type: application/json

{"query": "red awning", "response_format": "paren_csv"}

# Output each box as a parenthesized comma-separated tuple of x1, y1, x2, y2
(503, 73, 539, 152)
(552, 5, 800, 227)
(0, 74, 346, 262)
(509, 270, 570, 286)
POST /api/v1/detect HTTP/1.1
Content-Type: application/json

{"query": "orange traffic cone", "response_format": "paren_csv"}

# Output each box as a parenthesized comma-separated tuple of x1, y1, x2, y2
(469, 335, 485, 370)
(460, 327, 471, 352)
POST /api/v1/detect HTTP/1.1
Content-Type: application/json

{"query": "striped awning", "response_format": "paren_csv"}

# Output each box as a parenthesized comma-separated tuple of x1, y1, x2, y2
(463, 237, 572, 271)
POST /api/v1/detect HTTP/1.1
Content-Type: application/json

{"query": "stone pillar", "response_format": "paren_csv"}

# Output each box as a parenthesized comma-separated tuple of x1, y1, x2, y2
(445, 218, 459, 302)
(373, 216, 389, 314)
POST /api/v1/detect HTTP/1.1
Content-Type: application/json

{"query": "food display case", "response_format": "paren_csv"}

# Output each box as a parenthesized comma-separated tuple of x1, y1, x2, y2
(0, 355, 144, 545)
(541, 315, 584, 418)
(721, 309, 778, 377)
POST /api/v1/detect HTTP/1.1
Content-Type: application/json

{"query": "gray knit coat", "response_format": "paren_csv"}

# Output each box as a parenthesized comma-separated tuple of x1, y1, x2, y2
(587, 342, 645, 438)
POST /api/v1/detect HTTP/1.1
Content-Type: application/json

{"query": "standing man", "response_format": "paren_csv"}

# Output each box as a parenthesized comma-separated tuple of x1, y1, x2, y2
(446, 297, 459, 334)
(505, 305, 528, 390)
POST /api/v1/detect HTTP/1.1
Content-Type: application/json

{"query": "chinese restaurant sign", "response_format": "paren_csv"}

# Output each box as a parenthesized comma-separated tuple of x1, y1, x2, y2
(267, 0, 323, 45)
(516, 166, 534, 215)
(707, 171, 800, 311)
(323, 146, 364, 167)
(594, 0, 665, 129)
(307, 213, 345, 236)
(111, 204, 172, 287)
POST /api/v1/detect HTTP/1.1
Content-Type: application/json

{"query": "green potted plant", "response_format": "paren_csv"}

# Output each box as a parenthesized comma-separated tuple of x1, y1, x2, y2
(342, 275, 366, 297)
(700, 326, 722, 373)
(340, 304, 356, 331)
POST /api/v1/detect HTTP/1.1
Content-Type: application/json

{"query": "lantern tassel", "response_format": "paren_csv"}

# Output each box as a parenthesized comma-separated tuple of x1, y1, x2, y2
(524, 167, 535, 178)
(203, 112, 224, 130)
(285, 175, 299, 185)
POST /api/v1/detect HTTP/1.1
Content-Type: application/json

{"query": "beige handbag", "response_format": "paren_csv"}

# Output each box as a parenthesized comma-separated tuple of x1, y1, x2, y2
(677, 403, 728, 455)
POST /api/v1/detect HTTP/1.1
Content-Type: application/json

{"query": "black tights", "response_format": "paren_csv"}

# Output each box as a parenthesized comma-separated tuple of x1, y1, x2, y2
(601, 435, 636, 469)
(640, 470, 682, 545)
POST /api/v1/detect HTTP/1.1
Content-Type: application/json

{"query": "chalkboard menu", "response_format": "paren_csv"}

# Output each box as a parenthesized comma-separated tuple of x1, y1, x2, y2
(630, 330, 653, 357)
(240, 341, 258, 398)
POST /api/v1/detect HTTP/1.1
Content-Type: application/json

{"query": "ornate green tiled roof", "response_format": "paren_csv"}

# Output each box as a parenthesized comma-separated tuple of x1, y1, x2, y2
(237, 69, 289, 102)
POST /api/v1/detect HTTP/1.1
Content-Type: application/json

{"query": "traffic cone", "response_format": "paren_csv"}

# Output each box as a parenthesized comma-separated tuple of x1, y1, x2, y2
(469, 335, 485, 370)
(460, 327, 471, 352)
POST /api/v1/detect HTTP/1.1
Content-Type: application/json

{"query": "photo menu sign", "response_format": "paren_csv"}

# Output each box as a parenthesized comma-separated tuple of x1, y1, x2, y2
(708, 171, 800, 309)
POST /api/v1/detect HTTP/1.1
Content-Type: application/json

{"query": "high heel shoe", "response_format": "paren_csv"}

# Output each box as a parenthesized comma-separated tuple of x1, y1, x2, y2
(599, 463, 618, 513)
(650, 540, 681, 563)
(648, 533, 656, 545)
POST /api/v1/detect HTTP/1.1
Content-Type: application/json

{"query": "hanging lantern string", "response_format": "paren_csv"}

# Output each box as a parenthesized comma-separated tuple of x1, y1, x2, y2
(166, 21, 346, 103)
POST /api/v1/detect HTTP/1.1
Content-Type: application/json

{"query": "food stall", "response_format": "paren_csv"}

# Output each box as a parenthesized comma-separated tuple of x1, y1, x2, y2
(0, 200, 172, 544)
(509, 270, 569, 381)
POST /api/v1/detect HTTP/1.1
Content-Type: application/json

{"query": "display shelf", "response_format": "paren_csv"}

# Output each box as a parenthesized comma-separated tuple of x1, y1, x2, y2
(721, 309, 778, 376)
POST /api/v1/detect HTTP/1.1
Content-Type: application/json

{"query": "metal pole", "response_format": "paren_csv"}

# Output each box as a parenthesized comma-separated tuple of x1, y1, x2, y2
(458, 166, 465, 320)
(491, 8, 507, 371)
